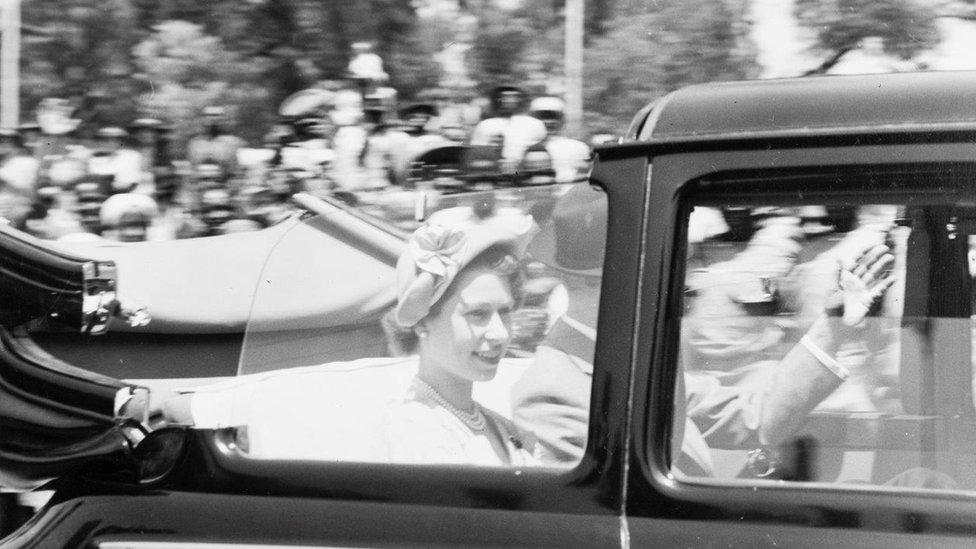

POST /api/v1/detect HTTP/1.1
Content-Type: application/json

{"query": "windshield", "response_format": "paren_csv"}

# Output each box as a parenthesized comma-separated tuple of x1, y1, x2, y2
(226, 182, 605, 466)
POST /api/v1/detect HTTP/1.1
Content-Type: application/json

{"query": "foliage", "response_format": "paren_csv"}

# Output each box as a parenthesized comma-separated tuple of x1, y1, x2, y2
(132, 21, 273, 151)
(794, 0, 941, 59)
(19, 0, 144, 132)
(582, 0, 758, 135)
(467, 9, 539, 94)
(19, 0, 437, 146)
(13, 0, 951, 146)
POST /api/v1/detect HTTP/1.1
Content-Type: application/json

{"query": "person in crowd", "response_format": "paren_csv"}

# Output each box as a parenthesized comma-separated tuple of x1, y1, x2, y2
(21, 186, 62, 238)
(469, 85, 547, 170)
(277, 117, 336, 191)
(129, 118, 165, 172)
(186, 106, 247, 181)
(347, 41, 389, 98)
(359, 95, 412, 188)
(0, 129, 40, 227)
(16, 122, 42, 157)
(238, 183, 290, 228)
(174, 214, 209, 240)
(129, 117, 177, 200)
(98, 192, 159, 243)
(87, 127, 144, 194)
(199, 187, 237, 236)
(527, 96, 591, 183)
(216, 217, 264, 235)
(73, 181, 107, 235)
(33, 98, 84, 163)
(373, 221, 540, 465)
(400, 104, 447, 148)
(440, 123, 469, 144)
(516, 142, 557, 186)
(510, 185, 896, 478)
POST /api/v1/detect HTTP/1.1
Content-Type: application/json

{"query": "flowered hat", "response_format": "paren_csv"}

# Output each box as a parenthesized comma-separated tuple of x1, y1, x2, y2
(394, 217, 536, 327)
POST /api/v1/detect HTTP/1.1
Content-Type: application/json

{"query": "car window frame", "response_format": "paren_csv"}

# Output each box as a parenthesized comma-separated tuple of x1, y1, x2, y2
(628, 139, 976, 532)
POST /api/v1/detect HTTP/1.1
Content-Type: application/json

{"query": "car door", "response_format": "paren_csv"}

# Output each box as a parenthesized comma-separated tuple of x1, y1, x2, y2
(620, 140, 976, 547)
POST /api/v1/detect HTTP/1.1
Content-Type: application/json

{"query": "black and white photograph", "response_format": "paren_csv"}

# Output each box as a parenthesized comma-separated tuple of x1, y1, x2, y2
(2, 0, 976, 547)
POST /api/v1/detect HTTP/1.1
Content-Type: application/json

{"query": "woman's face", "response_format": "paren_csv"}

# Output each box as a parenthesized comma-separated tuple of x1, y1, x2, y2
(421, 265, 515, 383)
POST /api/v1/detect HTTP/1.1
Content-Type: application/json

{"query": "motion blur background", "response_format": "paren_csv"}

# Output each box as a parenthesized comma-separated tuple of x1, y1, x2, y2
(4, 0, 976, 145)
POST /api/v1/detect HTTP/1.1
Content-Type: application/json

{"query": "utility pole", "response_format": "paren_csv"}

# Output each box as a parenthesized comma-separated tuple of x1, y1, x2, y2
(0, 0, 20, 129)
(564, 0, 583, 137)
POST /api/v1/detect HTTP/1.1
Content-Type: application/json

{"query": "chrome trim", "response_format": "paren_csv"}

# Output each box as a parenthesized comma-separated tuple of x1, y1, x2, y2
(81, 261, 118, 335)
(99, 542, 367, 549)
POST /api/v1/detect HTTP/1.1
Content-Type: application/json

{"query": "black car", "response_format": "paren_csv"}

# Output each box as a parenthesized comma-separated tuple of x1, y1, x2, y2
(5, 71, 976, 548)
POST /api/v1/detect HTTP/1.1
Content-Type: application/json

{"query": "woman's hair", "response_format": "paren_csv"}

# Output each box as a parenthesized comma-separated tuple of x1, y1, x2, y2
(384, 244, 524, 356)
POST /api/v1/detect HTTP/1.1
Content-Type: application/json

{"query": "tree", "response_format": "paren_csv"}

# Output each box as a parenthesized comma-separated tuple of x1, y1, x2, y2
(794, 0, 940, 70)
(20, 0, 144, 130)
(132, 21, 273, 151)
(582, 0, 758, 136)
(467, 8, 539, 93)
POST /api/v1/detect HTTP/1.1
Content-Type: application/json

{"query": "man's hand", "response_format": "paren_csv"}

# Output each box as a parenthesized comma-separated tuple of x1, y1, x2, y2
(825, 244, 895, 327)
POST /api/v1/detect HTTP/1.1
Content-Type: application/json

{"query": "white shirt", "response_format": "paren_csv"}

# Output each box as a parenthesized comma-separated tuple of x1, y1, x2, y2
(544, 136, 591, 183)
(470, 115, 547, 163)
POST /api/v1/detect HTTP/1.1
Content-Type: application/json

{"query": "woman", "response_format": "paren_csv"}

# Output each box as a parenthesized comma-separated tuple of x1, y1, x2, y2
(374, 221, 539, 466)
(142, 218, 540, 466)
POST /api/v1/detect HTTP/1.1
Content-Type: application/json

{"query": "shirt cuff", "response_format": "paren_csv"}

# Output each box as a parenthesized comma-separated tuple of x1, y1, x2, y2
(800, 334, 850, 380)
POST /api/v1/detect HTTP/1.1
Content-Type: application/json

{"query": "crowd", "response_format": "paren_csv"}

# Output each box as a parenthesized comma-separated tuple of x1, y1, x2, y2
(0, 44, 593, 244)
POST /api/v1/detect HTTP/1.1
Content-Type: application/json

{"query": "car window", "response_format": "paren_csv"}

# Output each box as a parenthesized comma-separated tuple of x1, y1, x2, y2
(669, 176, 976, 493)
(179, 182, 605, 468)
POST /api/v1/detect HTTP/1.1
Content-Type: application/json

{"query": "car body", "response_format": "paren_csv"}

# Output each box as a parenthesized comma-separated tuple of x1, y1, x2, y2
(5, 71, 976, 547)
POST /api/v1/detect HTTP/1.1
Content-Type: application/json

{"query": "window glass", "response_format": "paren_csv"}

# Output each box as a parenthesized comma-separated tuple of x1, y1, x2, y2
(186, 183, 605, 468)
(672, 187, 976, 493)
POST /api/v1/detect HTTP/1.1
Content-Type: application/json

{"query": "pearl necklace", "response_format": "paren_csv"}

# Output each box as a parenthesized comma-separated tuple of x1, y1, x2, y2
(414, 378, 487, 432)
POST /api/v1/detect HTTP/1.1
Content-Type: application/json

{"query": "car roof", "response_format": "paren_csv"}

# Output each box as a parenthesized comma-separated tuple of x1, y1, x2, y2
(635, 71, 976, 142)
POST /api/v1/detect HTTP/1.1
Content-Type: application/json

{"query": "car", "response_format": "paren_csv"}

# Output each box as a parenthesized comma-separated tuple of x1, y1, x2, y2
(5, 71, 976, 547)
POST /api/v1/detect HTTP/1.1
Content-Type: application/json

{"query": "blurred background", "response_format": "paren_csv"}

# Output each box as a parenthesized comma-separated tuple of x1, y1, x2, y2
(0, 0, 974, 243)
(5, 0, 974, 143)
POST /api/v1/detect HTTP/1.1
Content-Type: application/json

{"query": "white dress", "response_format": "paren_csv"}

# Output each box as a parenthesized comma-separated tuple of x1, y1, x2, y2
(184, 356, 538, 466)
(373, 378, 538, 467)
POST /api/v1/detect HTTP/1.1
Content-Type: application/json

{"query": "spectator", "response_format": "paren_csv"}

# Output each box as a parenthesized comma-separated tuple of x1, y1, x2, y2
(469, 86, 547, 169)
(186, 106, 247, 180)
(528, 97, 591, 183)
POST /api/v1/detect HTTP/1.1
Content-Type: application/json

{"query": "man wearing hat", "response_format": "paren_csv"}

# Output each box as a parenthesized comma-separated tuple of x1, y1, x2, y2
(99, 192, 159, 242)
(469, 86, 547, 169)
(528, 96, 591, 184)
(511, 184, 896, 477)
(347, 42, 389, 87)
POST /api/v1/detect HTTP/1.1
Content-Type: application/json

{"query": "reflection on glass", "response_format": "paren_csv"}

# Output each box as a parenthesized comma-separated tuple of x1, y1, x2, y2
(164, 184, 606, 468)
(673, 202, 976, 492)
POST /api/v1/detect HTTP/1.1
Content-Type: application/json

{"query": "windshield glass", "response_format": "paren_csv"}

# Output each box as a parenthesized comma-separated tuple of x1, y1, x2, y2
(227, 182, 604, 466)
